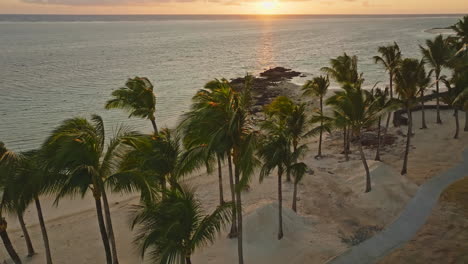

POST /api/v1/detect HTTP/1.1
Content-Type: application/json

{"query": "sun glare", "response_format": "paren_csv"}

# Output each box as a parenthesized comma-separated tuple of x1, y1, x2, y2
(256, 0, 280, 14)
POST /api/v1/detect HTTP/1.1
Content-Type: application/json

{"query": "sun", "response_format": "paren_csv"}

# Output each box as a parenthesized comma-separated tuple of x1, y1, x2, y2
(256, 0, 280, 14)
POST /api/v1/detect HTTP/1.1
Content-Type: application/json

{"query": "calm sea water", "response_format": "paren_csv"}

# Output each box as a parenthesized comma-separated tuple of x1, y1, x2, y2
(0, 14, 460, 151)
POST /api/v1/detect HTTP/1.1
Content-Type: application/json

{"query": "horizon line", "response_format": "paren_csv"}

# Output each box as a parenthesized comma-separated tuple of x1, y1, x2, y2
(0, 13, 466, 16)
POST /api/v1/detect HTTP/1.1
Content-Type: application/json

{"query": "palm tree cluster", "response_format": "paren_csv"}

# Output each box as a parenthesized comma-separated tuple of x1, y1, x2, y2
(0, 16, 467, 264)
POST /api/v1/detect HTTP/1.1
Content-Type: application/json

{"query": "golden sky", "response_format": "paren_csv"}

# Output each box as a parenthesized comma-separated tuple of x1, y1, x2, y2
(0, 0, 467, 14)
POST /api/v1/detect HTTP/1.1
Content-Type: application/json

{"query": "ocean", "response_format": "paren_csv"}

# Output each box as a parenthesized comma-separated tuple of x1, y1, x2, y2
(0, 14, 461, 151)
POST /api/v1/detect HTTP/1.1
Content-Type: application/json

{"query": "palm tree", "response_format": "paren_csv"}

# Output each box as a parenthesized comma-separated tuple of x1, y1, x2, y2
(451, 15, 468, 45)
(43, 115, 140, 264)
(132, 184, 231, 264)
(442, 70, 468, 139)
(374, 42, 402, 135)
(228, 75, 259, 264)
(416, 62, 432, 129)
(302, 75, 330, 158)
(291, 162, 308, 213)
(3, 149, 57, 264)
(259, 115, 308, 238)
(369, 87, 390, 161)
(0, 142, 23, 264)
(321, 53, 364, 87)
(264, 96, 308, 178)
(373, 42, 402, 99)
(106, 77, 158, 133)
(327, 85, 383, 192)
(420, 35, 454, 124)
(394, 58, 423, 175)
(180, 78, 238, 237)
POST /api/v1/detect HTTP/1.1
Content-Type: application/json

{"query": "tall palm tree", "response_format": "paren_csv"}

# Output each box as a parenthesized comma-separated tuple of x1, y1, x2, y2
(106, 77, 158, 133)
(327, 85, 383, 192)
(22, 151, 55, 264)
(259, 116, 308, 238)
(416, 62, 432, 129)
(369, 87, 390, 161)
(302, 75, 330, 158)
(179, 79, 237, 207)
(420, 35, 454, 124)
(264, 96, 308, 179)
(394, 58, 423, 175)
(373, 42, 402, 99)
(0, 142, 23, 264)
(228, 75, 259, 264)
(374, 42, 402, 134)
(442, 70, 468, 139)
(132, 184, 231, 264)
(43, 115, 140, 264)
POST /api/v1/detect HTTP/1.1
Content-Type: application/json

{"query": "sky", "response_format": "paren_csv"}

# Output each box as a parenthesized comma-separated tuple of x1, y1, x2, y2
(0, 0, 467, 15)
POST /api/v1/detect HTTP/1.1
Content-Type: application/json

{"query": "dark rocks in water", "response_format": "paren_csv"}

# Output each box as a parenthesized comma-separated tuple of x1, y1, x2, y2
(229, 67, 302, 109)
(259, 67, 301, 82)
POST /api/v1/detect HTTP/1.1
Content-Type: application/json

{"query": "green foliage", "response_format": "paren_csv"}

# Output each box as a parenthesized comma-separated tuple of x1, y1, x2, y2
(132, 184, 231, 264)
(321, 53, 364, 87)
(302, 75, 330, 98)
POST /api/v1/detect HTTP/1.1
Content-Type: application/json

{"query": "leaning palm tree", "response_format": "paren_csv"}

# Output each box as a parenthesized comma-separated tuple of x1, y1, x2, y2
(327, 85, 383, 192)
(420, 35, 454, 124)
(302, 75, 330, 158)
(0, 150, 36, 258)
(132, 184, 231, 264)
(0, 142, 23, 264)
(106, 77, 158, 133)
(394, 58, 423, 175)
(43, 115, 140, 264)
(16, 151, 56, 264)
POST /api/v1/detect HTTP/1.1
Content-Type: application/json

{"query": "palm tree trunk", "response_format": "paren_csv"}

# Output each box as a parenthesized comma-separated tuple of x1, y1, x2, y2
(0, 217, 22, 264)
(186, 256, 192, 264)
(435, 78, 442, 124)
(317, 97, 323, 158)
(401, 108, 412, 175)
(34, 197, 52, 264)
(292, 181, 298, 212)
(227, 155, 237, 238)
(389, 72, 393, 99)
(343, 126, 349, 161)
(421, 92, 427, 129)
(454, 109, 459, 139)
(346, 127, 351, 161)
(234, 165, 244, 264)
(464, 110, 468, 132)
(94, 195, 112, 264)
(217, 155, 224, 205)
(277, 169, 284, 240)
(375, 117, 382, 161)
(150, 118, 158, 134)
(358, 131, 371, 193)
(387, 72, 395, 129)
(17, 211, 35, 257)
(101, 188, 119, 264)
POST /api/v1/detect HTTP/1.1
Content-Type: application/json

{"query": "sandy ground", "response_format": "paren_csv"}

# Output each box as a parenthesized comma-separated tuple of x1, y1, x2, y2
(1, 88, 467, 263)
